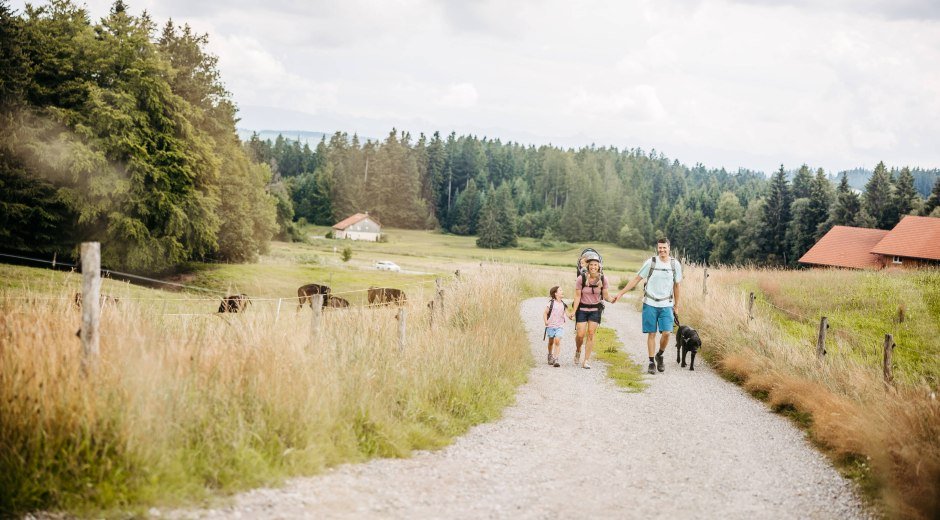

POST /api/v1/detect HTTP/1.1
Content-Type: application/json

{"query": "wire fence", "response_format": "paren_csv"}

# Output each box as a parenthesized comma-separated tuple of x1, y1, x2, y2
(695, 264, 903, 383)
(0, 251, 453, 315)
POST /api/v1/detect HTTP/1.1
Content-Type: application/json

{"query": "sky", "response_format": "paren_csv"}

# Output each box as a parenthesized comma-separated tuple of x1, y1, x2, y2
(12, 0, 940, 174)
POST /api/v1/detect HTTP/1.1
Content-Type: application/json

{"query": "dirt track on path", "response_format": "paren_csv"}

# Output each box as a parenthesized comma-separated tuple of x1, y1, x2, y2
(168, 296, 868, 519)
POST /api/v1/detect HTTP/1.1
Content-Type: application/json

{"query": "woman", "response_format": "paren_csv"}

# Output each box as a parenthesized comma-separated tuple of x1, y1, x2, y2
(568, 253, 611, 369)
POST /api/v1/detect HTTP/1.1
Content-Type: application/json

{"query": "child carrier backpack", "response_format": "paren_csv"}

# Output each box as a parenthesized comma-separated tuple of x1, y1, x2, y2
(643, 255, 679, 303)
(577, 248, 605, 296)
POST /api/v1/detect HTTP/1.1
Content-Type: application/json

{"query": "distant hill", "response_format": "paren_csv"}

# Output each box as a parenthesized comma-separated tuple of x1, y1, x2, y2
(237, 129, 328, 146)
(831, 167, 939, 198)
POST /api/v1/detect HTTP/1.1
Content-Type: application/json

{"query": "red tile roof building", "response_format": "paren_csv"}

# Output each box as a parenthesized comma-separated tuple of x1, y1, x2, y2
(799, 216, 940, 270)
(870, 216, 940, 262)
(798, 226, 889, 270)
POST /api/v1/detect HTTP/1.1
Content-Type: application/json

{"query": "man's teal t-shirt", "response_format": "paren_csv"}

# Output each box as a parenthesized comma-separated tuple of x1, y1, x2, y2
(637, 256, 682, 308)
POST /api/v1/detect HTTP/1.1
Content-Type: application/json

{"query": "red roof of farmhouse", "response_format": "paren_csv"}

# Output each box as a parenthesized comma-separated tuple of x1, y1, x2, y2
(798, 226, 889, 269)
(870, 215, 940, 261)
(333, 213, 380, 230)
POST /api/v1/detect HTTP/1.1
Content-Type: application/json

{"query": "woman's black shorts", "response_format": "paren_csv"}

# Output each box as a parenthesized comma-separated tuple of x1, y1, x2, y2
(575, 305, 602, 324)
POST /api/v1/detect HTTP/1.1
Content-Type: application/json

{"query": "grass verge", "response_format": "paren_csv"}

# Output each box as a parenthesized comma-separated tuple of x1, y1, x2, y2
(593, 327, 647, 392)
(0, 265, 530, 516)
(682, 265, 939, 520)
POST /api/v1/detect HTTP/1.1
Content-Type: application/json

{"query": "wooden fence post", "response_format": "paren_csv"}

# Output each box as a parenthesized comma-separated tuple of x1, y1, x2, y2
(702, 267, 708, 296)
(80, 242, 101, 374)
(747, 292, 755, 323)
(275, 298, 282, 322)
(816, 316, 828, 359)
(435, 278, 444, 315)
(883, 334, 896, 385)
(397, 307, 407, 350)
(310, 294, 323, 341)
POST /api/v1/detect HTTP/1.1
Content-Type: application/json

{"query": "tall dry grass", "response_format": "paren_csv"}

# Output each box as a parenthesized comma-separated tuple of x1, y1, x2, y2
(681, 265, 940, 520)
(0, 266, 531, 515)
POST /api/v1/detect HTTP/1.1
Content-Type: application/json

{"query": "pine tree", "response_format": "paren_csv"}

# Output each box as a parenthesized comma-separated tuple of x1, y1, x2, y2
(893, 167, 920, 221)
(863, 161, 894, 229)
(791, 164, 813, 200)
(808, 168, 834, 240)
(734, 198, 765, 265)
(476, 183, 517, 248)
(450, 179, 481, 235)
(924, 176, 940, 216)
(827, 174, 859, 227)
(759, 166, 792, 264)
(786, 198, 814, 265)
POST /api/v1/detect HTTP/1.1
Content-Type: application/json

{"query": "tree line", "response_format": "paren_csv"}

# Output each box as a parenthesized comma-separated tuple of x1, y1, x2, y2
(251, 128, 940, 265)
(3, 0, 939, 273)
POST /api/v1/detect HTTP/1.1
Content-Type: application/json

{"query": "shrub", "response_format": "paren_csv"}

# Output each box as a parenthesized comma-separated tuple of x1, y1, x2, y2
(341, 246, 353, 262)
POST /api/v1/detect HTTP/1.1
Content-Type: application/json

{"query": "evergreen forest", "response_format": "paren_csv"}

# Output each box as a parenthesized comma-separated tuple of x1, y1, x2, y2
(3, 0, 940, 273)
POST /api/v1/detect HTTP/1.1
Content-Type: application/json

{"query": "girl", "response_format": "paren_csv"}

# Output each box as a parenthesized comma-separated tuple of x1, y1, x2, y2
(543, 286, 567, 368)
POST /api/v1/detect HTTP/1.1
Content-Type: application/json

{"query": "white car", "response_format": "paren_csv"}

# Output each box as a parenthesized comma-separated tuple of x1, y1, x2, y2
(375, 260, 401, 272)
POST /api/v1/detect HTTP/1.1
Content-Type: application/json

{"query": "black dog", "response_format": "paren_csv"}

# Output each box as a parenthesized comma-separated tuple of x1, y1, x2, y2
(674, 314, 702, 371)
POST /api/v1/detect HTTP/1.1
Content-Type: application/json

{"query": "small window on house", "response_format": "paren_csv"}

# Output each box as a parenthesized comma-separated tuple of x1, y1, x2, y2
(893, 256, 902, 264)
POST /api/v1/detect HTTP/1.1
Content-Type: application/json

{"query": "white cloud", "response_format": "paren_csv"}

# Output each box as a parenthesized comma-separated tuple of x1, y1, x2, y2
(569, 86, 667, 122)
(438, 83, 480, 108)
(8, 0, 940, 172)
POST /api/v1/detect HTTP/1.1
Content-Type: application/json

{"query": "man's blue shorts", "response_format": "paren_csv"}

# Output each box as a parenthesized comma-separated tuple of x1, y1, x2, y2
(546, 326, 564, 338)
(642, 304, 674, 333)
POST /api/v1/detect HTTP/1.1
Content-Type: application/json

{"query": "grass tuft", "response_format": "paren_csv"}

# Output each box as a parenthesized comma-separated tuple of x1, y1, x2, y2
(593, 327, 647, 392)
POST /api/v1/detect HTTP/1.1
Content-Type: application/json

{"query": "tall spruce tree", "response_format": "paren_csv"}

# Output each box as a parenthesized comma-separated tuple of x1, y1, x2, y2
(893, 167, 920, 221)
(759, 166, 792, 264)
(863, 161, 894, 229)
(476, 183, 517, 248)
(450, 178, 481, 235)
(786, 198, 814, 265)
(791, 164, 813, 199)
(735, 198, 766, 264)
(808, 168, 834, 240)
(924, 176, 940, 216)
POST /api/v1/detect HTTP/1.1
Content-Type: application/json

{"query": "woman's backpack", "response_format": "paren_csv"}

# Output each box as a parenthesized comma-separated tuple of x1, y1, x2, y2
(577, 248, 605, 294)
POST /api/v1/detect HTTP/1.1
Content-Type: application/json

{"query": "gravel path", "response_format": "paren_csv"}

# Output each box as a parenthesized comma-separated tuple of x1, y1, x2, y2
(168, 297, 869, 519)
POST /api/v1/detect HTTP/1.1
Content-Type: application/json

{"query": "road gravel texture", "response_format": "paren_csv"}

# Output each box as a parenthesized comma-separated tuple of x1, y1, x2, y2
(167, 296, 869, 519)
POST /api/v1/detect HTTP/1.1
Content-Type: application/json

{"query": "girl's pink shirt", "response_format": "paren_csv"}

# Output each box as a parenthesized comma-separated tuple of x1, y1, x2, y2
(546, 299, 566, 327)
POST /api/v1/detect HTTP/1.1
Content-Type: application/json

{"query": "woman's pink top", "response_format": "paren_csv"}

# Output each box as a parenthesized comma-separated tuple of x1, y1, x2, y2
(575, 274, 608, 305)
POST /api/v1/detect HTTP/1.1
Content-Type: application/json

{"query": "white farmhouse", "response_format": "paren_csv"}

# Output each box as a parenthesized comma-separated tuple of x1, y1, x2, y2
(332, 213, 381, 241)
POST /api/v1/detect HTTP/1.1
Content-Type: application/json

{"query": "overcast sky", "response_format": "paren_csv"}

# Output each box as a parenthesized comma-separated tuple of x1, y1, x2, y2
(13, 0, 940, 173)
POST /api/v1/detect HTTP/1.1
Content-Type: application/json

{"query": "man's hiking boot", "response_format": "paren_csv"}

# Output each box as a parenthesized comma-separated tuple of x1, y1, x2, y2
(553, 357, 561, 368)
(647, 361, 656, 374)
(655, 351, 665, 372)
(547, 352, 553, 365)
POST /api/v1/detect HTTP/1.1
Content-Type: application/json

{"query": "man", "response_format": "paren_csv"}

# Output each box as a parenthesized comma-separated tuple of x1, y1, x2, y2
(611, 238, 682, 374)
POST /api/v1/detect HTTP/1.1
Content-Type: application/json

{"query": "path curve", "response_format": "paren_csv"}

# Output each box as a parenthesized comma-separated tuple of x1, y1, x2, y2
(169, 297, 869, 519)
